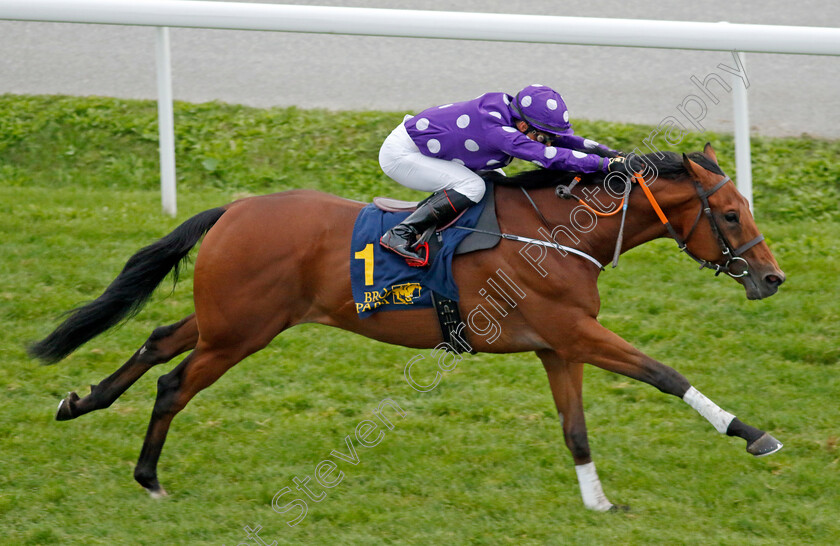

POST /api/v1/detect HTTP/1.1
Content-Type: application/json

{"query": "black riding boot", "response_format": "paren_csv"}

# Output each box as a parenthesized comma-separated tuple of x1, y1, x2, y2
(380, 189, 473, 264)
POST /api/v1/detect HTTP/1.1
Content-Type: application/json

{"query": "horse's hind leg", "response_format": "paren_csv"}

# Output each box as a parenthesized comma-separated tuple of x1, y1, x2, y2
(133, 341, 255, 497)
(538, 349, 619, 512)
(56, 314, 198, 421)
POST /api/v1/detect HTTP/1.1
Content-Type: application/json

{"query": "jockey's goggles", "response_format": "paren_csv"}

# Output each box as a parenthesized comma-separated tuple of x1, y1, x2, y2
(526, 126, 554, 146)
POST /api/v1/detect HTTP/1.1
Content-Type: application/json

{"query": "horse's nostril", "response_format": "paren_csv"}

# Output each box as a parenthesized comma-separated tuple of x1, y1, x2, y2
(764, 273, 785, 288)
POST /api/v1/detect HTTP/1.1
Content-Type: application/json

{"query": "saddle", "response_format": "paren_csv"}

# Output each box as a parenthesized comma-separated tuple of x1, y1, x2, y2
(372, 185, 501, 257)
(371, 197, 421, 213)
(353, 184, 501, 353)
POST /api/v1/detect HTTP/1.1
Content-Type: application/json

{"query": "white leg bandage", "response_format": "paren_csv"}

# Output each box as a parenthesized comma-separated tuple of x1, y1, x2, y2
(683, 386, 735, 434)
(575, 462, 613, 512)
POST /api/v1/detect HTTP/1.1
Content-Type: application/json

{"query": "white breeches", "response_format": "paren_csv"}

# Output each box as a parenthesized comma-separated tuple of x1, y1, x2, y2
(378, 120, 486, 203)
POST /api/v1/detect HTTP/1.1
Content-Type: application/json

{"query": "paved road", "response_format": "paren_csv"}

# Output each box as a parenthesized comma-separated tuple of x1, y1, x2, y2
(1, 0, 839, 138)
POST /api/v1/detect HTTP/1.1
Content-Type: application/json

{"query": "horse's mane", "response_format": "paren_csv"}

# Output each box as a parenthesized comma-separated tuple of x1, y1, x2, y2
(485, 151, 723, 188)
(653, 150, 724, 177)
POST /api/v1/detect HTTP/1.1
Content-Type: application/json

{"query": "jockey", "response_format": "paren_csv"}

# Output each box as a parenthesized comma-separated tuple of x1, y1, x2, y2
(379, 84, 634, 262)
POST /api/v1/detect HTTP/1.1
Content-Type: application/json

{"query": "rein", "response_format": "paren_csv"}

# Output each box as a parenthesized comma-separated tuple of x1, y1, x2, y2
(556, 175, 632, 267)
(452, 224, 605, 269)
(451, 183, 606, 270)
(461, 170, 764, 277)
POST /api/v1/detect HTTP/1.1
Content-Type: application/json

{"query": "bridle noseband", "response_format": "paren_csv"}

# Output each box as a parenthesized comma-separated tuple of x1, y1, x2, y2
(633, 172, 764, 278)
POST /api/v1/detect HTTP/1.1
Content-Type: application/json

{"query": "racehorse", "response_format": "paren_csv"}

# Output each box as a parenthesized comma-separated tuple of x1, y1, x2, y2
(29, 144, 786, 511)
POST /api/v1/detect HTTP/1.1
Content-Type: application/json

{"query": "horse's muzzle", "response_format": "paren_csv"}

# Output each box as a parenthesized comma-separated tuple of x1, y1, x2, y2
(744, 268, 786, 300)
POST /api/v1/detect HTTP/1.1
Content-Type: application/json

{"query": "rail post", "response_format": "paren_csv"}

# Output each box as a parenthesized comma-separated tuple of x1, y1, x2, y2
(155, 26, 177, 217)
(731, 51, 753, 211)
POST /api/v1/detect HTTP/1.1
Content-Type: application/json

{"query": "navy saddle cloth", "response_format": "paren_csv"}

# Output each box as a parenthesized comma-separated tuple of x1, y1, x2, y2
(350, 183, 499, 318)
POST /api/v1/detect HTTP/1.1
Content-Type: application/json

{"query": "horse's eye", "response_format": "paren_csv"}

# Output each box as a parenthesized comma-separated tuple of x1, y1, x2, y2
(724, 211, 739, 223)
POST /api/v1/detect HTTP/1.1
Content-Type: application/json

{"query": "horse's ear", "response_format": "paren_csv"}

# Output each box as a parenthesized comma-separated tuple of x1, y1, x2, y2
(682, 153, 704, 179)
(703, 142, 719, 164)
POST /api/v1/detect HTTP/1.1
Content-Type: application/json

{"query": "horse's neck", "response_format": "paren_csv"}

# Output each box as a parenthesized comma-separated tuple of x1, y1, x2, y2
(501, 178, 696, 265)
(593, 177, 700, 260)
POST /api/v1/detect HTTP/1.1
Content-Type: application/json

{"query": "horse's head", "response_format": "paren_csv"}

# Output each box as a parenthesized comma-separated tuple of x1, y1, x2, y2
(674, 143, 785, 300)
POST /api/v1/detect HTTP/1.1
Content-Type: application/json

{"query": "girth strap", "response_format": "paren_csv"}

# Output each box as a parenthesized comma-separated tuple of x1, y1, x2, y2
(430, 291, 474, 355)
(420, 232, 473, 354)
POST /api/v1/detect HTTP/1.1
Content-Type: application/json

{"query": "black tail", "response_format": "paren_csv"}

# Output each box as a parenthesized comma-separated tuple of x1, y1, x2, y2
(28, 207, 227, 364)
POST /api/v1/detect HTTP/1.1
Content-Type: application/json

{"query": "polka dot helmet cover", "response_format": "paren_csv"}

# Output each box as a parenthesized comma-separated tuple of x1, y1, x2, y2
(511, 84, 574, 136)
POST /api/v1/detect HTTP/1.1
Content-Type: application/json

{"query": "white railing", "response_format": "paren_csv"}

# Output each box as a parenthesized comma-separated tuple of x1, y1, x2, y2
(3, 1, 840, 214)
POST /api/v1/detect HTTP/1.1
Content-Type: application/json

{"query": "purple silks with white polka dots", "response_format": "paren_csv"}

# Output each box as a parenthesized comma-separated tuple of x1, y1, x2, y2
(404, 87, 616, 174)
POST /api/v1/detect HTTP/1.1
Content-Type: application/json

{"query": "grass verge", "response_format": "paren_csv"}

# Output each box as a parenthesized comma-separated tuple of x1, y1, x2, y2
(0, 95, 837, 545)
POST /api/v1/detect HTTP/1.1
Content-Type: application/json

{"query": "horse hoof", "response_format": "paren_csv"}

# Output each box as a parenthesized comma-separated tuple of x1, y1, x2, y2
(609, 504, 631, 513)
(148, 487, 168, 499)
(55, 392, 80, 421)
(747, 432, 783, 457)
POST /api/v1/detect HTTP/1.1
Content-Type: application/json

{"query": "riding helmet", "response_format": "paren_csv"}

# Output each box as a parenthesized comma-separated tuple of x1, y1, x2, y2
(510, 84, 574, 136)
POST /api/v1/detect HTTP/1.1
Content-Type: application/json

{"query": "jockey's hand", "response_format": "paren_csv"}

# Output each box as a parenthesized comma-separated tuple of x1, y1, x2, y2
(608, 156, 643, 175)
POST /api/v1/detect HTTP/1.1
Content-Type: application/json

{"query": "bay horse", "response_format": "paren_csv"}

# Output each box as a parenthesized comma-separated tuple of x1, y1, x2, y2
(29, 144, 785, 511)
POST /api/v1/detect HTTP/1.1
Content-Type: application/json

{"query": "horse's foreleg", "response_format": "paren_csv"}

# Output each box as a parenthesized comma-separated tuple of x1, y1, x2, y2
(568, 319, 782, 456)
(56, 315, 198, 421)
(537, 349, 619, 512)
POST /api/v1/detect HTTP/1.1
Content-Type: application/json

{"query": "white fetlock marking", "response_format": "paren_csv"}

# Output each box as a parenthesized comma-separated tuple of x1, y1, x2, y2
(575, 462, 614, 512)
(57, 397, 67, 413)
(683, 386, 735, 434)
(149, 488, 168, 499)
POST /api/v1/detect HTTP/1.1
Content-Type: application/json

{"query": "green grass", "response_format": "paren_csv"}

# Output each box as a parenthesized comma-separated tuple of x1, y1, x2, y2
(1, 95, 838, 545)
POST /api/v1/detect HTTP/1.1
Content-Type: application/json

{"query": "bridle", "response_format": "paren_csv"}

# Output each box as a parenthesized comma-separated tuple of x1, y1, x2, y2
(554, 172, 765, 278)
(634, 172, 764, 278)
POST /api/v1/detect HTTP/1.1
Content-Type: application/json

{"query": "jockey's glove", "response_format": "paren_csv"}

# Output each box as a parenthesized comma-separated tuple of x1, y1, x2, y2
(607, 156, 643, 175)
